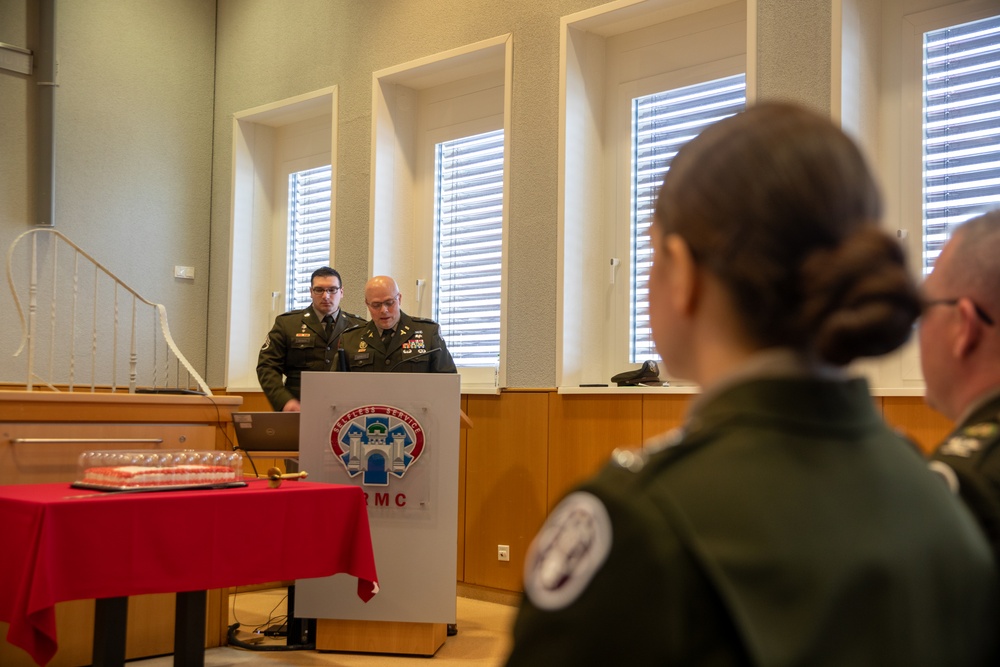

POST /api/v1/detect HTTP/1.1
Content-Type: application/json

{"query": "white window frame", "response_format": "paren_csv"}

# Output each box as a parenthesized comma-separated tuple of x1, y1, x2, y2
(226, 87, 337, 392)
(877, 0, 1000, 383)
(371, 36, 512, 393)
(558, 0, 749, 390)
(613, 59, 746, 369)
(418, 115, 504, 389)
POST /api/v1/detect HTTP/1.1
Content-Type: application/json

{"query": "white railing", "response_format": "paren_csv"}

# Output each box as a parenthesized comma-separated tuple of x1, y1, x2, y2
(5, 228, 212, 395)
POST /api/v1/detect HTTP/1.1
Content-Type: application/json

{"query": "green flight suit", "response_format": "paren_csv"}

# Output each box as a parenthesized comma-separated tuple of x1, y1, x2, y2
(931, 390, 1000, 561)
(256, 306, 365, 410)
(508, 377, 998, 666)
(339, 311, 457, 374)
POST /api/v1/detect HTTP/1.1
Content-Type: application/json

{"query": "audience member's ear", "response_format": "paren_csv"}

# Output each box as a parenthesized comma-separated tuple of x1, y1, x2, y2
(954, 297, 984, 359)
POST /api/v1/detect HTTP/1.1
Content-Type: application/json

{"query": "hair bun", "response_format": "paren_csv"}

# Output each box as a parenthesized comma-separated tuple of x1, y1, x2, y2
(794, 228, 921, 365)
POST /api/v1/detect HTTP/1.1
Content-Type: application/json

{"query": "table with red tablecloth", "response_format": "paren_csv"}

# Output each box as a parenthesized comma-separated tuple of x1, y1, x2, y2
(0, 479, 378, 666)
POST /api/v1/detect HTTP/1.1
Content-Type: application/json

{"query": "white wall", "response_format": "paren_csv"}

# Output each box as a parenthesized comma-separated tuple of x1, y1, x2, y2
(2, 0, 883, 389)
(0, 0, 216, 382)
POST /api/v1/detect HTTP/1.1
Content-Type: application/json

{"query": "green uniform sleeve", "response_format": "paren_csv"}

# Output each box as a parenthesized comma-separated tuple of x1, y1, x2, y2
(507, 466, 741, 665)
(256, 318, 296, 411)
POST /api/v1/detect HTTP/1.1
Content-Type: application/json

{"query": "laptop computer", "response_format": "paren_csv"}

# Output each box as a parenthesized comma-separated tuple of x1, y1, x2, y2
(232, 412, 300, 452)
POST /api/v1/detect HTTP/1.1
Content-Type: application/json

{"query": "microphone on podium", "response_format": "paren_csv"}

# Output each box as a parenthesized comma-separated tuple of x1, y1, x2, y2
(337, 348, 349, 372)
(388, 348, 441, 372)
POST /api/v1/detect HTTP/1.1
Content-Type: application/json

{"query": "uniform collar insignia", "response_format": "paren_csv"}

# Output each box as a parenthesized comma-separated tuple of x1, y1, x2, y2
(962, 422, 998, 439)
(939, 436, 983, 458)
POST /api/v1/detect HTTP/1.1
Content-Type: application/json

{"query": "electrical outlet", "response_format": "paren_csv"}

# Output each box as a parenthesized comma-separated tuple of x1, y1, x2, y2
(498, 544, 510, 562)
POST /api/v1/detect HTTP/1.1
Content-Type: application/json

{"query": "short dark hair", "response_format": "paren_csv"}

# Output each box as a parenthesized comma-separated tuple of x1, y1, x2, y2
(654, 102, 920, 365)
(310, 266, 342, 287)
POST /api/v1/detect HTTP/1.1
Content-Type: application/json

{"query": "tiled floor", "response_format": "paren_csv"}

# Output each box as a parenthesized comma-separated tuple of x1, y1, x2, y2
(131, 587, 518, 666)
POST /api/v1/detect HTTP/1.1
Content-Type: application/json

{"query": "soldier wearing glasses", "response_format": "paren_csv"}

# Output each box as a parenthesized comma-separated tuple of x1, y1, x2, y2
(339, 275, 457, 374)
(257, 267, 365, 411)
(923, 210, 1000, 558)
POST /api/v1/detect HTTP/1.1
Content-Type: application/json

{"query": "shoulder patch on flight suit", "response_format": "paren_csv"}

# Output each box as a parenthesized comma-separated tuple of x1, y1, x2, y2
(523, 492, 612, 611)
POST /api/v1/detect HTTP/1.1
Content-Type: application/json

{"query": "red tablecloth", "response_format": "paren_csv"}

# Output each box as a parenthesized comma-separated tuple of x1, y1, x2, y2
(0, 480, 378, 666)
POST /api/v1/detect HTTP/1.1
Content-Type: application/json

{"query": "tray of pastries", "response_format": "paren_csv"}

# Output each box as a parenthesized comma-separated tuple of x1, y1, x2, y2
(73, 449, 246, 492)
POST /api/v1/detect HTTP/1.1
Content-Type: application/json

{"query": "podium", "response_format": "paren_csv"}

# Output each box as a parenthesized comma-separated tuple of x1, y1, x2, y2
(295, 372, 461, 656)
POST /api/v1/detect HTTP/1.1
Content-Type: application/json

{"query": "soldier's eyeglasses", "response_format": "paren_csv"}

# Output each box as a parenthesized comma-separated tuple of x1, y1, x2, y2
(367, 296, 399, 311)
(311, 287, 341, 295)
(923, 298, 995, 326)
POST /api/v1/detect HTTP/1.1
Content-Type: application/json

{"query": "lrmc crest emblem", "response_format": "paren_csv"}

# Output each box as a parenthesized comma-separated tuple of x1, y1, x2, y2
(330, 405, 425, 486)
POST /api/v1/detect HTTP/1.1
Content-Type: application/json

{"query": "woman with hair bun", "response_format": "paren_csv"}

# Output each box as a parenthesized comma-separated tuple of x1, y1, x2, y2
(507, 103, 997, 666)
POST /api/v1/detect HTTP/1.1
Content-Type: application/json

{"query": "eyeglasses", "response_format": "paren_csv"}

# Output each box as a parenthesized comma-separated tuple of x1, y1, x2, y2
(311, 286, 341, 296)
(923, 298, 995, 326)
(367, 296, 399, 311)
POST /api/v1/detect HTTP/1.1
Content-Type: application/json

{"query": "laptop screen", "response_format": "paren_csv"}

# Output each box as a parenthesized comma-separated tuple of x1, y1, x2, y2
(232, 412, 300, 452)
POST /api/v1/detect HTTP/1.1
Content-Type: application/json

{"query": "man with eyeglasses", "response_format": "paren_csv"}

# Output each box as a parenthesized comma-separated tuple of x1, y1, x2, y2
(257, 267, 366, 411)
(339, 275, 456, 374)
(923, 210, 1000, 558)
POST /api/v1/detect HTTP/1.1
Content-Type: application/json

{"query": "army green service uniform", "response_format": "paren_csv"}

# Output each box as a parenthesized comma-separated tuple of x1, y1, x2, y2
(339, 311, 457, 374)
(508, 377, 998, 666)
(256, 307, 365, 410)
(931, 390, 1000, 561)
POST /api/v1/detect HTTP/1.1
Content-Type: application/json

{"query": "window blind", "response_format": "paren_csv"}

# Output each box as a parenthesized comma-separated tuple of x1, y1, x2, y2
(630, 74, 746, 363)
(287, 165, 332, 311)
(434, 129, 504, 366)
(923, 13, 1000, 275)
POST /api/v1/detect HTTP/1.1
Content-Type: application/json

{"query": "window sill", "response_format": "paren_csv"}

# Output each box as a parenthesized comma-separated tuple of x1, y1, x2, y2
(558, 384, 700, 395)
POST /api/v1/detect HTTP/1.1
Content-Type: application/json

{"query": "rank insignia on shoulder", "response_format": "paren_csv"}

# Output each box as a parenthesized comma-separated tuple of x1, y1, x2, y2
(938, 436, 983, 458)
(610, 448, 646, 472)
(962, 422, 998, 439)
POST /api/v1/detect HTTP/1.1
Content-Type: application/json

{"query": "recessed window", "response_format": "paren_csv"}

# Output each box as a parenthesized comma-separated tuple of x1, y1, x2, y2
(434, 129, 504, 366)
(922, 13, 1000, 274)
(629, 74, 747, 362)
(287, 165, 332, 310)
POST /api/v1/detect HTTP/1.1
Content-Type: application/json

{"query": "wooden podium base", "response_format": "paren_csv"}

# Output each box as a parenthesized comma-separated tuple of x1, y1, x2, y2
(315, 618, 447, 656)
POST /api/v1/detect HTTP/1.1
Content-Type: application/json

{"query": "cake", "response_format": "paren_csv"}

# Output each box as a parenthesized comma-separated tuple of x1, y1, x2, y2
(80, 464, 239, 489)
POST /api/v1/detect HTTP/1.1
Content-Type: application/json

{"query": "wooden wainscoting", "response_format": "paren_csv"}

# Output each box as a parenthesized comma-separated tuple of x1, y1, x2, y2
(547, 393, 645, 509)
(223, 389, 956, 597)
(881, 396, 955, 455)
(464, 391, 549, 592)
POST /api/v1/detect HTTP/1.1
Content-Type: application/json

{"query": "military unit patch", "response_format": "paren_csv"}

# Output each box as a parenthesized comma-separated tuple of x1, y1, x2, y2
(523, 491, 612, 611)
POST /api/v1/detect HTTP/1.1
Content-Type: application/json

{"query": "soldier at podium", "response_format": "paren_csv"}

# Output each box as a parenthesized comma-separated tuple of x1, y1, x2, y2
(257, 267, 365, 411)
(339, 274, 459, 636)
(339, 275, 457, 374)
